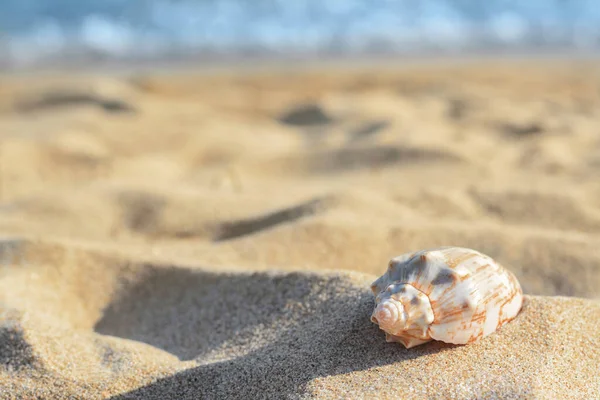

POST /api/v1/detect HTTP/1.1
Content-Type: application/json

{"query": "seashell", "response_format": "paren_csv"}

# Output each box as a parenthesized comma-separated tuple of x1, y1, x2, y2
(370, 247, 523, 348)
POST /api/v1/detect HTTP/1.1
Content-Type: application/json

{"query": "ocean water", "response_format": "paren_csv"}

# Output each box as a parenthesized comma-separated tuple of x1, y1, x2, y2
(1, 0, 600, 68)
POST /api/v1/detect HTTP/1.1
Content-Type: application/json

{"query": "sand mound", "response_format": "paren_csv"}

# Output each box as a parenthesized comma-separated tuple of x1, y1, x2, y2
(1, 60, 600, 398)
(0, 239, 598, 399)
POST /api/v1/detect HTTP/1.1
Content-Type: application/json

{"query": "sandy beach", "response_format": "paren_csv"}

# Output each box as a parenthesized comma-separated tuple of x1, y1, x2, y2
(1, 58, 599, 399)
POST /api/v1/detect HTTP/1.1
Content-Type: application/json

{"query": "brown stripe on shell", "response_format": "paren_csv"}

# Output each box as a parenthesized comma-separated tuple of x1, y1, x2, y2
(441, 248, 480, 269)
(473, 263, 492, 275)
(467, 328, 486, 343)
(497, 284, 522, 325)
(470, 309, 487, 324)
(437, 305, 468, 321)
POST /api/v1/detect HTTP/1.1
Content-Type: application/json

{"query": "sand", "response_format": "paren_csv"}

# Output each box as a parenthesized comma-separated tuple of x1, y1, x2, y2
(0, 58, 599, 399)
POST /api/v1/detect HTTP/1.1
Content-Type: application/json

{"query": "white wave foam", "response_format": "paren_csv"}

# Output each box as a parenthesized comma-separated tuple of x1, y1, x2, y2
(2, 0, 600, 67)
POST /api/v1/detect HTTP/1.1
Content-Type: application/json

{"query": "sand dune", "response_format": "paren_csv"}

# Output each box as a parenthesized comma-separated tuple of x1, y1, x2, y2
(1, 59, 600, 399)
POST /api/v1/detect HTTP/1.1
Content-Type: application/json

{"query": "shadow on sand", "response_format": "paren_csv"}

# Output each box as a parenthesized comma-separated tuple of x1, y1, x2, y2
(93, 265, 455, 399)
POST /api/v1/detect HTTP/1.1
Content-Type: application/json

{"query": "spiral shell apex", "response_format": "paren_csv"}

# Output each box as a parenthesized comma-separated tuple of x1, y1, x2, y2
(370, 247, 523, 348)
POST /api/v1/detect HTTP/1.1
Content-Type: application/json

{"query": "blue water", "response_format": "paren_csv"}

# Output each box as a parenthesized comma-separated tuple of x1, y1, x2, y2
(1, 0, 600, 67)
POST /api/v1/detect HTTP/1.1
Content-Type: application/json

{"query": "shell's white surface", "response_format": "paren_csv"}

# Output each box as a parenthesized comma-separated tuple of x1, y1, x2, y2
(370, 247, 523, 348)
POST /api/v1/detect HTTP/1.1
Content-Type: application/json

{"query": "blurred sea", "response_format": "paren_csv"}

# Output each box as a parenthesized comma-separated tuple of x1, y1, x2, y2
(1, 0, 600, 69)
